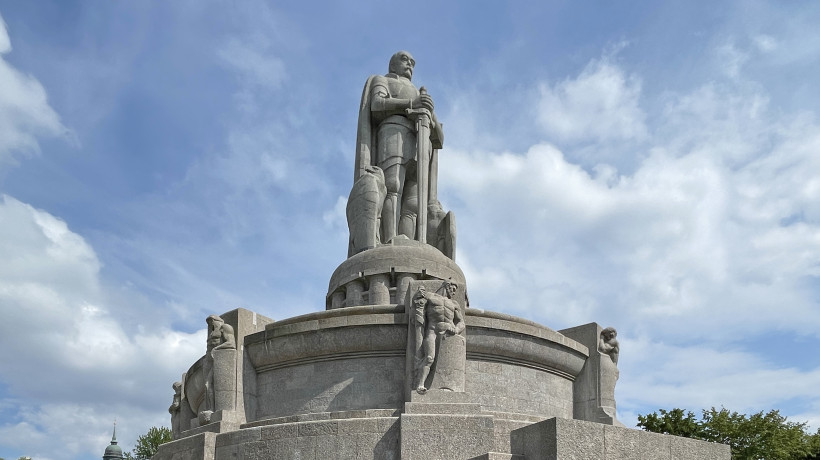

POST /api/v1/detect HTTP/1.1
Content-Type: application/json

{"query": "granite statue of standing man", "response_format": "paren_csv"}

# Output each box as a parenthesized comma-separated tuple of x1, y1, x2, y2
(355, 51, 444, 244)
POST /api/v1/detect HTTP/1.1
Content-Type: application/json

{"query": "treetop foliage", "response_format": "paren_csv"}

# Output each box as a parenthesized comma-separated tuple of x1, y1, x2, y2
(638, 407, 820, 460)
(124, 426, 172, 460)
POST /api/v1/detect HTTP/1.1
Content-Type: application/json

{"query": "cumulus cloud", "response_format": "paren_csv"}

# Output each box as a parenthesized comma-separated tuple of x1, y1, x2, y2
(537, 57, 647, 144)
(0, 14, 67, 168)
(445, 52, 820, 337)
(440, 52, 820, 427)
(0, 196, 204, 460)
(217, 37, 287, 91)
(617, 337, 820, 429)
(616, 336, 820, 430)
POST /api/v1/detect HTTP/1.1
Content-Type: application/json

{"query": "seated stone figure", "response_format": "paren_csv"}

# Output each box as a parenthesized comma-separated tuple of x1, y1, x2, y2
(200, 315, 236, 424)
(598, 327, 619, 365)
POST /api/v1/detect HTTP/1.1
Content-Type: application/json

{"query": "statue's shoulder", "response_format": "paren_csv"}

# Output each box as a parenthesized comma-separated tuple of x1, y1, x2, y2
(425, 291, 448, 302)
(368, 74, 389, 88)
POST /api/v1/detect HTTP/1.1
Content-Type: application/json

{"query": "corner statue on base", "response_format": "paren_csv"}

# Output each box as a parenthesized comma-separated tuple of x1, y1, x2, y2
(199, 315, 236, 424)
(351, 51, 456, 258)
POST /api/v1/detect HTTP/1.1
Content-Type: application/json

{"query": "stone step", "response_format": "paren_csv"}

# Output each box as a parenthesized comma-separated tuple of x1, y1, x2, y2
(468, 453, 525, 460)
(408, 388, 472, 403)
(403, 401, 481, 414)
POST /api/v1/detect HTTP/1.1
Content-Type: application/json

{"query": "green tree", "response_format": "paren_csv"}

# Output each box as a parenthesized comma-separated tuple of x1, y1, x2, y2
(806, 427, 820, 460)
(638, 407, 818, 460)
(125, 426, 172, 460)
(637, 408, 704, 438)
(702, 408, 810, 460)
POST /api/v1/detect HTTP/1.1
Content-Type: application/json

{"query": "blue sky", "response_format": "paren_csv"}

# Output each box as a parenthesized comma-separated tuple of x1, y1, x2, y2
(1, 1, 819, 458)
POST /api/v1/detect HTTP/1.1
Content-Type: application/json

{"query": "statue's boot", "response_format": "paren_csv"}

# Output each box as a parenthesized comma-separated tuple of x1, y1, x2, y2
(382, 193, 398, 242)
(398, 211, 417, 239)
(398, 181, 419, 239)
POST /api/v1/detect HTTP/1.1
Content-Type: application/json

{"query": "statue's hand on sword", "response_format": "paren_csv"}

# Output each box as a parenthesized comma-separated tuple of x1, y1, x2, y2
(412, 86, 435, 113)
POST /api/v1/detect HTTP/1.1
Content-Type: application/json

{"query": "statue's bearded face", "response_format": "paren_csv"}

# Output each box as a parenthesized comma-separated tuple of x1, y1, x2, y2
(389, 51, 415, 79)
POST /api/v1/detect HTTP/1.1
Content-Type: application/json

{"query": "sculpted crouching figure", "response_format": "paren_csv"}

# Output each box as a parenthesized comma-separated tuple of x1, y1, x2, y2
(200, 315, 236, 424)
(598, 327, 619, 365)
(597, 326, 621, 424)
(169, 381, 182, 437)
(413, 282, 465, 393)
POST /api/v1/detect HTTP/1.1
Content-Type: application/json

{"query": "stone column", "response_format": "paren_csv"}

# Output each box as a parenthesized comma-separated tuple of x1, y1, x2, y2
(212, 348, 238, 413)
(345, 280, 365, 307)
(396, 273, 416, 307)
(369, 274, 391, 305)
(330, 291, 345, 309)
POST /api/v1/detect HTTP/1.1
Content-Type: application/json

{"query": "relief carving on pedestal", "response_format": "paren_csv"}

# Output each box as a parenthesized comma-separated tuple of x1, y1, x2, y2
(411, 281, 466, 394)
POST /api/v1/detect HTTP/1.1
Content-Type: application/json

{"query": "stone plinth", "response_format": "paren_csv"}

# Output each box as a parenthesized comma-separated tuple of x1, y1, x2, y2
(176, 309, 273, 438)
(399, 412, 495, 460)
(510, 417, 730, 460)
(155, 306, 729, 460)
(560, 323, 622, 426)
(326, 239, 466, 309)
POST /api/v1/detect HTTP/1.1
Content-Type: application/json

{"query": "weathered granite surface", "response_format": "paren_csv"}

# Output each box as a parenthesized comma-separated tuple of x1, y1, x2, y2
(511, 417, 730, 460)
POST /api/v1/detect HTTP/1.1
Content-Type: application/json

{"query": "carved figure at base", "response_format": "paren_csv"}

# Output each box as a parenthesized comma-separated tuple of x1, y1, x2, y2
(412, 282, 465, 393)
(347, 165, 387, 256)
(598, 327, 619, 365)
(598, 326, 620, 424)
(207, 315, 236, 353)
(200, 315, 236, 423)
(169, 381, 182, 437)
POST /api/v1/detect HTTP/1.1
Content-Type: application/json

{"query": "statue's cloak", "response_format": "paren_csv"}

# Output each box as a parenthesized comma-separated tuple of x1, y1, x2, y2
(354, 75, 379, 183)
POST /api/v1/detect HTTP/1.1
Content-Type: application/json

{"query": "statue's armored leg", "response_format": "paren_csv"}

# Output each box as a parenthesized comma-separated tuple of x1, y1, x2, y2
(398, 179, 418, 239)
(381, 163, 405, 243)
(382, 193, 398, 243)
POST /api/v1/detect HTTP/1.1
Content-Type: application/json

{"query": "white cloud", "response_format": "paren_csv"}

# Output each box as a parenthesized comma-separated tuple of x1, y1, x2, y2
(754, 34, 778, 53)
(442, 56, 820, 343)
(217, 37, 287, 91)
(714, 42, 750, 79)
(0, 15, 10, 54)
(537, 57, 647, 144)
(0, 401, 171, 460)
(436, 51, 820, 431)
(618, 337, 820, 426)
(0, 14, 67, 167)
(0, 196, 204, 460)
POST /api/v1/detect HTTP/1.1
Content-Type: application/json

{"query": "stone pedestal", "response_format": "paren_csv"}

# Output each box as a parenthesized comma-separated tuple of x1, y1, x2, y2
(212, 348, 238, 413)
(559, 323, 622, 426)
(399, 412, 495, 459)
(177, 309, 273, 438)
(327, 239, 466, 309)
(400, 398, 495, 460)
(429, 332, 466, 391)
(510, 417, 730, 460)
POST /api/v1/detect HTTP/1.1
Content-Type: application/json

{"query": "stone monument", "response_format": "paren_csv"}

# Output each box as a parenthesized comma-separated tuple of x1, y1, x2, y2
(153, 52, 729, 459)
